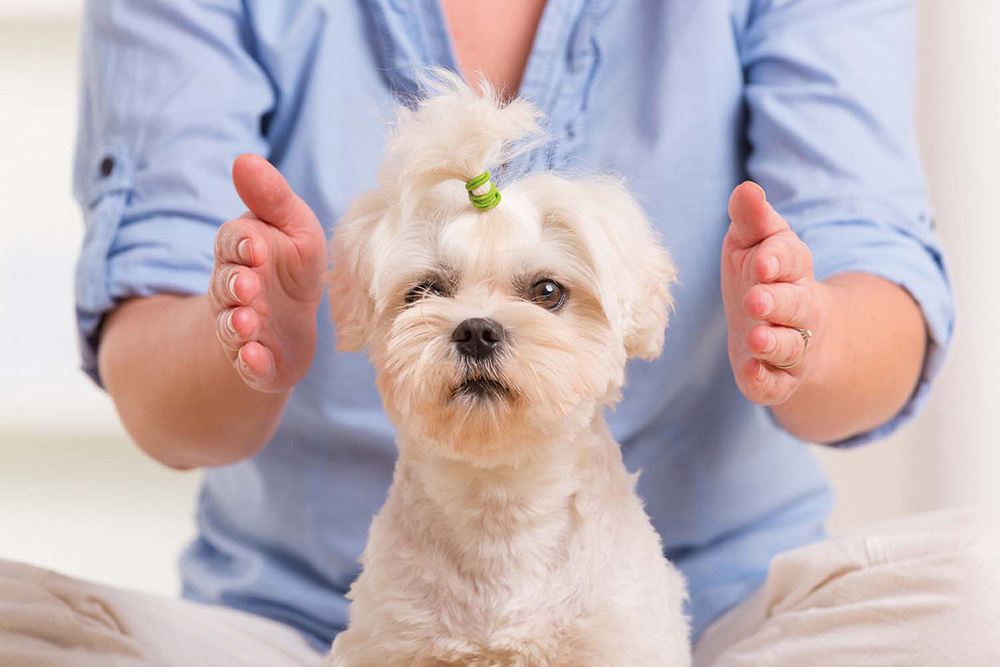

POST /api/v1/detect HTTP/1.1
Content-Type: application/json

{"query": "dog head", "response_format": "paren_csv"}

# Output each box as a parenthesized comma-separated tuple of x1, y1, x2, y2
(328, 73, 675, 466)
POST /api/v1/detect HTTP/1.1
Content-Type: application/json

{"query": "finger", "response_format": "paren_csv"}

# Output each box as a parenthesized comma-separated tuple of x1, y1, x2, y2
(215, 306, 260, 352)
(232, 154, 318, 232)
(747, 231, 812, 284)
(215, 218, 268, 267)
(739, 357, 799, 406)
(209, 264, 261, 310)
(236, 341, 276, 387)
(726, 181, 790, 249)
(743, 283, 812, 327)
(746, 324, 808, 370)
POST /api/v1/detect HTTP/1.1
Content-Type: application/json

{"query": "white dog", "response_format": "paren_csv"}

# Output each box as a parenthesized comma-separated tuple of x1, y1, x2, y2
(324, 73, 690, 667)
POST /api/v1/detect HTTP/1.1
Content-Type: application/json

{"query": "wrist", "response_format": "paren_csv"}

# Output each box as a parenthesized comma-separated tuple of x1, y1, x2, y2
(767, 277, 840, 441)
(769, 272, 925, 443)
(103, 294, 293, 468)
(797, 277, 837, 393)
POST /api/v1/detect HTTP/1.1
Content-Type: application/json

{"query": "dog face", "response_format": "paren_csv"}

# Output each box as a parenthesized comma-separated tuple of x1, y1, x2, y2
(329, 173, 675, 466)
(327, 74, 674, 465)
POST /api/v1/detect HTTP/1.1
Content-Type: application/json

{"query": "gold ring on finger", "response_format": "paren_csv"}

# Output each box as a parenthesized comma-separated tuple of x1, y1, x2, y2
(774, 327, 812, 370)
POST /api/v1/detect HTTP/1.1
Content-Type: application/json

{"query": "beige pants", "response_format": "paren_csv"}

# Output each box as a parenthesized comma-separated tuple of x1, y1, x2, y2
(1, 508, 997, 667)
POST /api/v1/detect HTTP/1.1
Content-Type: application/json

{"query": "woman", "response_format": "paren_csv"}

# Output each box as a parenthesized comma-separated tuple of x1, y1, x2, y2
(3, 1, 995, 665)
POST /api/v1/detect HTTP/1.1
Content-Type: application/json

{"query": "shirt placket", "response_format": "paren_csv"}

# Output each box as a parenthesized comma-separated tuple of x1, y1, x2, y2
(366, 0, 608, 173)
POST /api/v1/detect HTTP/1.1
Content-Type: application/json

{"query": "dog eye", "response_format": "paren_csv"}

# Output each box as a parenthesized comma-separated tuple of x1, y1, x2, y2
(405, 281, 447, 304)
(526, 279, 566, 312)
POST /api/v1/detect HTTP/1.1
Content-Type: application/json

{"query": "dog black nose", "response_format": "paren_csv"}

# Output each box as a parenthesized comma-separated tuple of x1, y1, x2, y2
(452, 318, 504, 360)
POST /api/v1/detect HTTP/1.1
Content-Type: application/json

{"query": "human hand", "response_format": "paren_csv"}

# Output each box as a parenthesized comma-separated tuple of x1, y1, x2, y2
(209, 154, 327, 392)
(721, 182, 826, 406)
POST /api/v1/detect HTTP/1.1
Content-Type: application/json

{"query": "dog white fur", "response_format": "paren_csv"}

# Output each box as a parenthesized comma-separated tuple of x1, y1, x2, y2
(324, 73, 690, 667)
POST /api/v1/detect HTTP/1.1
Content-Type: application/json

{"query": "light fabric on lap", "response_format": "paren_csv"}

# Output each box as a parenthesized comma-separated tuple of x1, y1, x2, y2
(0, 559, 323, 667)
(2, 508, 998, 666)
(694, 508, 1000, 667)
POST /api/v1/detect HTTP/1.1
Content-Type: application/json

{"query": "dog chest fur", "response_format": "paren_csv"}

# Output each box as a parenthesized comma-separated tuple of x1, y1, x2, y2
(326, 417, 689, 667)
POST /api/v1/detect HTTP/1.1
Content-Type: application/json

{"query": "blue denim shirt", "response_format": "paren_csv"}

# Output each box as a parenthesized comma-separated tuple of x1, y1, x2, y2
(74, 0, 952, 649)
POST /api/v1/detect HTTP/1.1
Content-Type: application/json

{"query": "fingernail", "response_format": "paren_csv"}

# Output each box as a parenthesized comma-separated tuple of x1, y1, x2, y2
(237, 238, 252, 264)
(226, 309, 238, 336)
(228, 272, 239, 300)
(765, 256, 779, 280)
(237, 347, 250, 371)
(760, 290, 775, 316)
(754, 361, 766, 381)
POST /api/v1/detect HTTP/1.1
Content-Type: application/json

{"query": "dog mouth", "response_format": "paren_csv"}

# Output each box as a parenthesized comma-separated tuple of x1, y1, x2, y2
(451, 377, 511, 402)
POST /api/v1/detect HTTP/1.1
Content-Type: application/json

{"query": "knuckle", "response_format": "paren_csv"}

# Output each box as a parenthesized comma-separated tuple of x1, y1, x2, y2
(217, 219, 251, 259)
(760, 235, 784, 255)
(215, 310, 236, 348)
(743, 286, 762, 314)
(793, 240, 812, 275)
(772, 385, 793, 404)
(795, 289, 812, 324)
(211, 265, 230, 297)
(749, 248, 769, 281)
(727, 248, 748, 277)
(754, 250, 769, 274)
(226, 266, 241, 297)
(759, 370, 790, 402)
(775, 236, 796, 262)
(208, 269, 225, 305)
(215, 227, 234, 259)
(760, 380, 782, 404)
(782, 331, 804, 365)
(788, 290, 808, 326)
(213, 265, 241, 305)
(214, 229, 227, 259)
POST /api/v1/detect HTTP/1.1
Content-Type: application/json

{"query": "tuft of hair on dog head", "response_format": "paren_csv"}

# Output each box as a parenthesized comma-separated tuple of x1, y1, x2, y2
(328, 70, 543, 352)
(386, 70, 543, 213)
(328, 72, 675, 465)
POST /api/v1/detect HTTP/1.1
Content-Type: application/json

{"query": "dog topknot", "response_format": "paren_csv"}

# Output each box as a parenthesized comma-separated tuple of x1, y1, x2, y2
(380, 70, 544, 209)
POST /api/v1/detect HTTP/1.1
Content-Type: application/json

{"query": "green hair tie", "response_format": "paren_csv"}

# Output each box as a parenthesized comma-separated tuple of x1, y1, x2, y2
(466, 171, 501, 211)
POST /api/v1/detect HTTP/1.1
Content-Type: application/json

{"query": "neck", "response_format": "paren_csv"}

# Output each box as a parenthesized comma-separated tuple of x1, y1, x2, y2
(393, 416, 608, 566)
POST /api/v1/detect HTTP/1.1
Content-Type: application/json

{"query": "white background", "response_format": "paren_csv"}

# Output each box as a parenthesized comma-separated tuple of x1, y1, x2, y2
(1, 2, 998, 597)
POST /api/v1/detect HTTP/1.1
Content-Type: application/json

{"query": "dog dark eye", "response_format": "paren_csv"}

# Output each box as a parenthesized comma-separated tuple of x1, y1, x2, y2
(405, 281, 447, 304)
(527, 279, 566, 312)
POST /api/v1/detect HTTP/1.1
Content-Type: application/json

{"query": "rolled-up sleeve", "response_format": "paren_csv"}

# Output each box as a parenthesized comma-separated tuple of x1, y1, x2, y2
(73, 1, 274, 385)
(739, 0, 954, 445)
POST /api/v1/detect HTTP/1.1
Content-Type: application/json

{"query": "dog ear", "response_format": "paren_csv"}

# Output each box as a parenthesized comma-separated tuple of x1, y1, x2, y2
(326, 195, 382, 353)
(621, 236, 676, 361)
(572, 178, 677, 361)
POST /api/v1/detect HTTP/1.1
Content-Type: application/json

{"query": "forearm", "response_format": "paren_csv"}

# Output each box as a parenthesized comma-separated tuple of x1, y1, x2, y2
(98, 294, 290, 469)
(771, 272, 927, 443)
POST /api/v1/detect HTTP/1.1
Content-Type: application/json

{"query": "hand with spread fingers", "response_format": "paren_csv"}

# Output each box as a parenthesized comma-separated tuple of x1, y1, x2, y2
(208, 154, 328, 393)
(721, 181, 825, 407)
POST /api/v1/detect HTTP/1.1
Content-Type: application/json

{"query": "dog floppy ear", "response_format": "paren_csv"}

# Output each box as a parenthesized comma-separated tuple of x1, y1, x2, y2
(571, 178, 677, 361)
(326, 193, 383, 353)
(621, 236, 676, 360)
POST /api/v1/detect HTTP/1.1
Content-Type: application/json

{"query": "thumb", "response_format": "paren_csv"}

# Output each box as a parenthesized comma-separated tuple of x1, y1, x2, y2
(726, 181, 789, 249)
(232, 154, 317, 231)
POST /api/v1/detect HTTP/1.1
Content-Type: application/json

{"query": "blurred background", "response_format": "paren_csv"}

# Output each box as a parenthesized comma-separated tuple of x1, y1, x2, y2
(1, 1, 998, 597)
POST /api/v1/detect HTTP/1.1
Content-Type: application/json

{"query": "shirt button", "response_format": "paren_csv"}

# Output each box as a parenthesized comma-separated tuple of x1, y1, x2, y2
(100, 156, 115, 178)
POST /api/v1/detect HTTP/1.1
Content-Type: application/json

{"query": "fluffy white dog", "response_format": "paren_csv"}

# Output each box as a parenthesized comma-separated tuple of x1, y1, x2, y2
(324, 74, 690, 667)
